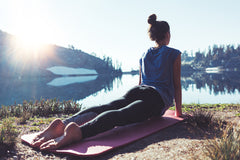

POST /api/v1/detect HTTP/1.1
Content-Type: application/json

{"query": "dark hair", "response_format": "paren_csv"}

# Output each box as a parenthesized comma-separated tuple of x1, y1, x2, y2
(148, 14, 170, 42)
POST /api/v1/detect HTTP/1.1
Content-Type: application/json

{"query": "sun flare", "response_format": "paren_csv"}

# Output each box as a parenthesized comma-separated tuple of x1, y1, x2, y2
(11, 26, 51, 63)
(9, 33, 56, 68)
(14, 13, 53, 55)
(6, 0, 60, 65)
(15, 30, 46, 53)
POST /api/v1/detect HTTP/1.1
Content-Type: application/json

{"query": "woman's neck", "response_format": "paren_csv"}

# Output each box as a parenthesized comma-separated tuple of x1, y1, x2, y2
(155, 43, 166, 48)
(156, 40, 168, 48)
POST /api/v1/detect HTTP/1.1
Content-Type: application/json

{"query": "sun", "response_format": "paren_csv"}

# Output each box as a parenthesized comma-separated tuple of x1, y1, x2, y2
(12, 25, 51, 63)
(15, 28, 47, 52)
(13, 11, 53, 54)
(8, 1, 59, 63)
(11, 1, 57, 52)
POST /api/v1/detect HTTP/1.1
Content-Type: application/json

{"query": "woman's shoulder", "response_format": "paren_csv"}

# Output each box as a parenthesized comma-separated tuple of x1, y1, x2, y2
(146, 47, 156, 54)
(164, 46, 181, 54)
(141, 47, 155, 57)
(142, 46, 181, 58)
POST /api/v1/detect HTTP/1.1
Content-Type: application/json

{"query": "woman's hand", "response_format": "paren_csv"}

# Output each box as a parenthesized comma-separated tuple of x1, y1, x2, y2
(175, 112, 191, 119)
(175, 111, 182, 117)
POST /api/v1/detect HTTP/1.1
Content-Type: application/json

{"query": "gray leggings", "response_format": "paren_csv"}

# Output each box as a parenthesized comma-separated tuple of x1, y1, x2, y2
(63, 85, 165, 139)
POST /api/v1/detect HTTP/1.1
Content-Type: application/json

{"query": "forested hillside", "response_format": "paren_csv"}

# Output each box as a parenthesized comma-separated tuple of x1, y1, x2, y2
(181, 44, 240, 71)
(0, 30, 122, 77)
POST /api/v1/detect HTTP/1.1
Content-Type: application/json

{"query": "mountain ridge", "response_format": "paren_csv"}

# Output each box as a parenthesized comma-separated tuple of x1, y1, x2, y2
(0, 30, 122, 77)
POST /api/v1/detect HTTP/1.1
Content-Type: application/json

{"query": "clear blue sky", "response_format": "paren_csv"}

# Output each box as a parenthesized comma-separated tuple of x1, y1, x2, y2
(0, 0, 240, 71)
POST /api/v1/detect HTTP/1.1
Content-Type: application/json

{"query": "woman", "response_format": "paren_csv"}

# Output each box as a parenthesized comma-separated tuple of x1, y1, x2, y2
(31, 14, 182, 150)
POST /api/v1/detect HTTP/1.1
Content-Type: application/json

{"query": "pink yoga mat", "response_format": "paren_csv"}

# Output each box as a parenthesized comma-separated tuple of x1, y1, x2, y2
(21, 110, 183, 157)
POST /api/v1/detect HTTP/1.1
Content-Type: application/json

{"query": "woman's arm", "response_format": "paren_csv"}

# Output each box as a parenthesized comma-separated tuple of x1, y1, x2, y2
(139, 66, 142, 85)
(173, 54, 182, 117)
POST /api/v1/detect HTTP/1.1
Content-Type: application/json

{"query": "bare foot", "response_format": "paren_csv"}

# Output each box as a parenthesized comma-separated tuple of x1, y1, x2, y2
(40, 122, 82, 150)
(31, 118, 65, 147)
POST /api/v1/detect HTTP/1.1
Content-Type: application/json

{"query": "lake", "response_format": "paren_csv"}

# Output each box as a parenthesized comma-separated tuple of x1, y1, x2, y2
(1, 72, 240, 107)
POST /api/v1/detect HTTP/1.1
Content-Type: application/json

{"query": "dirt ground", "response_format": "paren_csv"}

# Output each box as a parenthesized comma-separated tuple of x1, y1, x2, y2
(2, 110, 240, 160)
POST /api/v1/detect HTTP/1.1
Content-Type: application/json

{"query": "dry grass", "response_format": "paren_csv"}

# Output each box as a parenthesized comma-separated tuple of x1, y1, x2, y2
(204, 124, 240, 160)
(0, 118, 19, 157)
(186, 109, 240, 160)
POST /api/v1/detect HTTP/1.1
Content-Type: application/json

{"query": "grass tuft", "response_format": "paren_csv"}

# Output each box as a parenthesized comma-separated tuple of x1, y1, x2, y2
(186, 109, 240, 160)
(0, 99, 82, 120)
(0, 118, 19, 156)
(186, 109, 226, 139)
(204, 124, 240, 160)
(187, 109, 215, 129)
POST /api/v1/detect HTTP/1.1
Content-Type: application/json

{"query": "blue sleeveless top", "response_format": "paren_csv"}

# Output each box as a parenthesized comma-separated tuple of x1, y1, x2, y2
(140, 46, 181, 113)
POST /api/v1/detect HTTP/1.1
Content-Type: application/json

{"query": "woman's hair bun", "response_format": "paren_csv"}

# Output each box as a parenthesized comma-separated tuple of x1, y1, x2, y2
(148, 14, 157, 25)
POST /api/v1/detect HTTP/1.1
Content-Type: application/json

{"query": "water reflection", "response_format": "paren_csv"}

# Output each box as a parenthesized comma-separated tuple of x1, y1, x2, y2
(182, 71, 240, 95)
(47, 76, 98, 86)
(1, 71, 240, 106)
(0, 74, 121, 106)
(79, 71, 240, 106)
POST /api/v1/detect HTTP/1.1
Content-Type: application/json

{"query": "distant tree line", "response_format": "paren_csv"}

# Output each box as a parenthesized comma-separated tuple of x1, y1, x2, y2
(181, 44, 240, 71)
(68, 45, 122, 75)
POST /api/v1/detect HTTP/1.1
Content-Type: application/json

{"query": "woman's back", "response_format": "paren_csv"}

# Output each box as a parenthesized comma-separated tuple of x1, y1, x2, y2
(140, 45, 181, 108)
